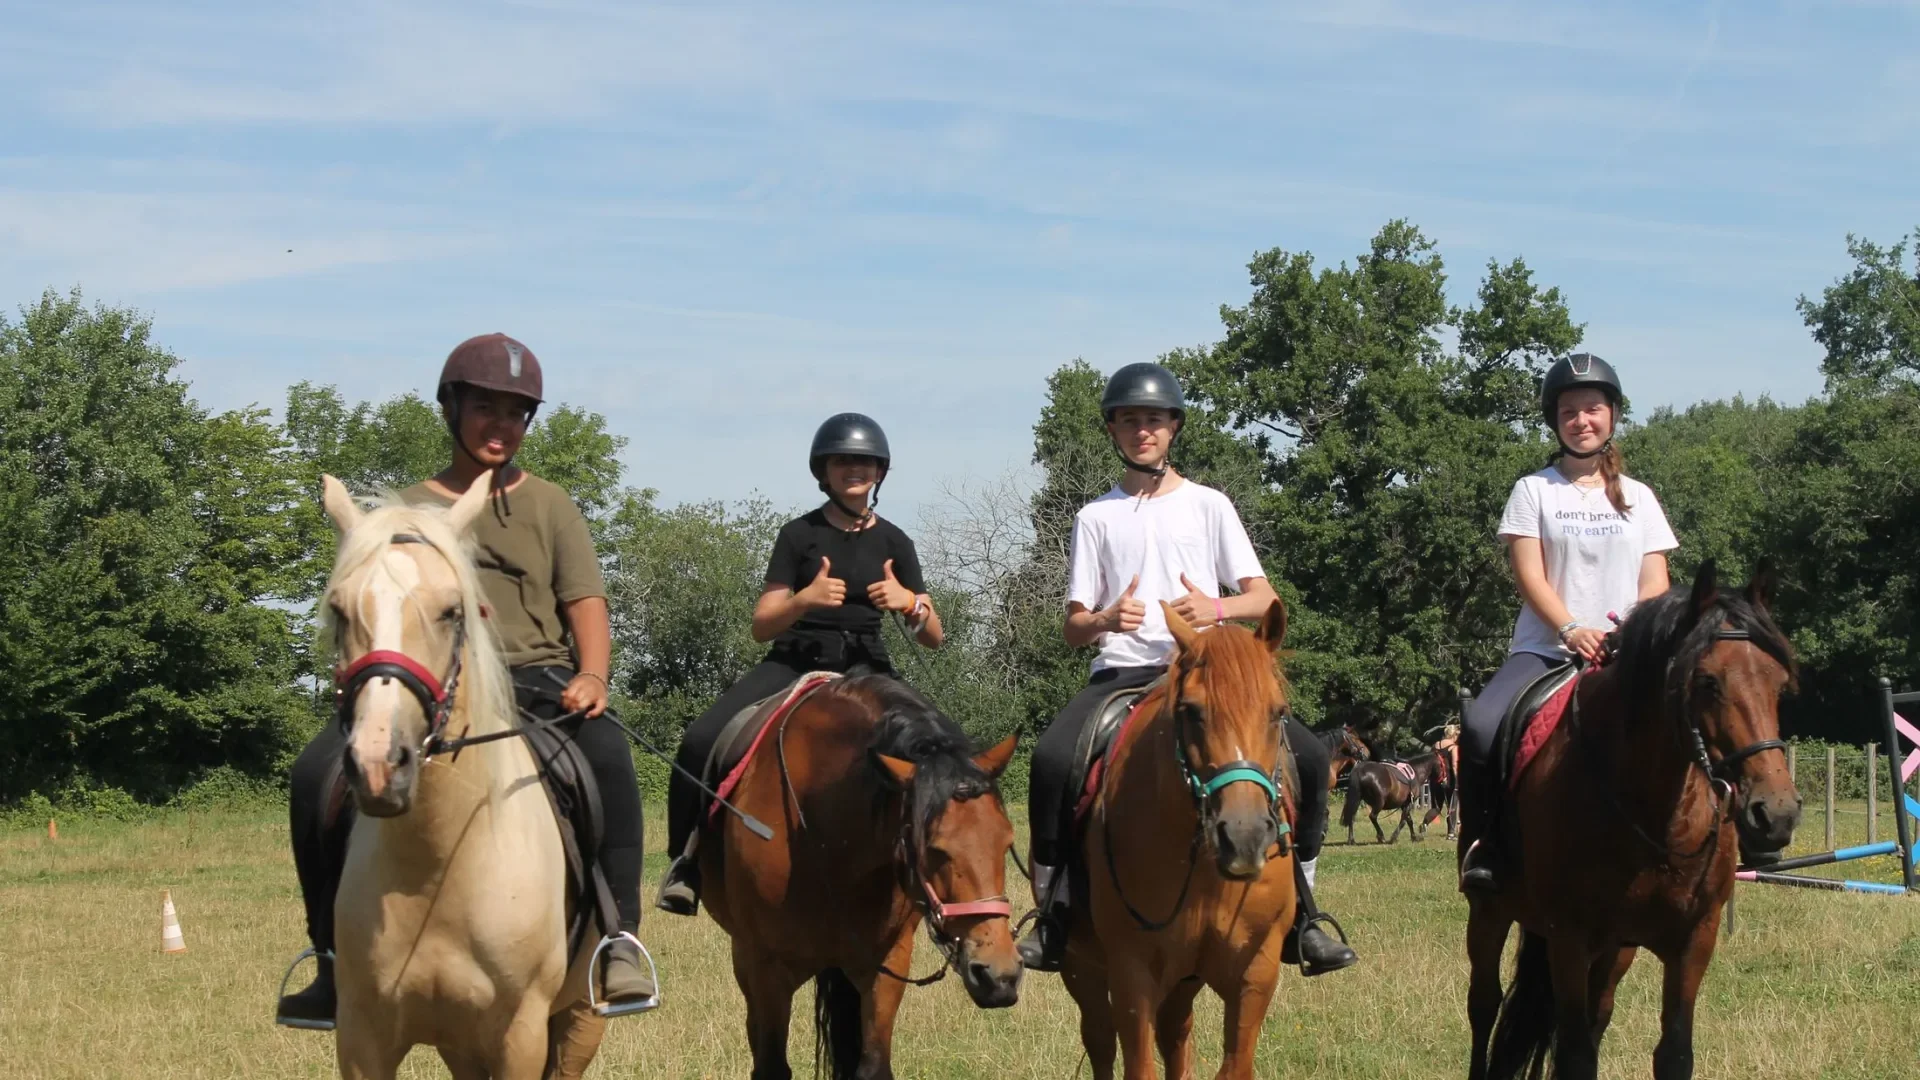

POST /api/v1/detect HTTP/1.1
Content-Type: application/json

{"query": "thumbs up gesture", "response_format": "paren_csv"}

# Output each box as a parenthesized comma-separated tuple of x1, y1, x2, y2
(799, 557, 847, 609)
(867, 558, 918, 613)
(1169, 572, 1219, 628)
(1103, 575, 1147, 634)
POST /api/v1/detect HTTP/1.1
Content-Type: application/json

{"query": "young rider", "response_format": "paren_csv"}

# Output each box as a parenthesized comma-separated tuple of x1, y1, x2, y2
(1457, 353, 1677, 894)
(277, 333, 655, 1027)
(1017, 362, 1358, 976)
(656, 413, 942, 915)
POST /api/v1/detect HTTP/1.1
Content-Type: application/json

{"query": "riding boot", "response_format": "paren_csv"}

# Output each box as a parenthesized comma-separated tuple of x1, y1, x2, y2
(1281, 858, 1358, 976)
(601, 923, 658, 1005)
(656, 851, 701, 916)
(275, 953, 337, 1029)
(1458, 759, 1503, 895)
(1016, 863, 1069, 973)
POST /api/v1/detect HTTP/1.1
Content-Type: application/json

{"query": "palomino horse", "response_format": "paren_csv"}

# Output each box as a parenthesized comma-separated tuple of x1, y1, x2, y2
(1341, 752, 1448, 845)
(1063, 601, 1298, 1080)
(321, 474, 609, 1080)
(1320, 724, 1370, 791)
(702, 674, 1021, 1080)
(1464, 561, 1801, 1080)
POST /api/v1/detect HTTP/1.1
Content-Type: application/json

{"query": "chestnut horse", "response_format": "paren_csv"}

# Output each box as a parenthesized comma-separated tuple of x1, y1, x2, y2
(701, 675, 1021, 1080)
(1340, 752, 1447, 844)
(1063, 601, 1298, 1080)
(1464, 561, 1801, 1080)
(1320, 724, 1370, 791)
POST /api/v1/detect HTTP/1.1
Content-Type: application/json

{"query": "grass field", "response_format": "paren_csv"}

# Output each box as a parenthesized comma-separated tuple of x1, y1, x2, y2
(4, 801, 1917, 1079)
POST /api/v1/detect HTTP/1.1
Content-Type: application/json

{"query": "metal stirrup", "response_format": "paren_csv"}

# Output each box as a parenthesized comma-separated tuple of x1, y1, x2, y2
(587, 932, 661, 1018)
(273, 947, 336, 1031)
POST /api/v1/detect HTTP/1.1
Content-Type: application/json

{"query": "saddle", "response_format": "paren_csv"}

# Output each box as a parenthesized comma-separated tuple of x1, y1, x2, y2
(703, 672, 841, 823)
(1492, 660, 1581, 794)
(1070, 678, 1166, 824)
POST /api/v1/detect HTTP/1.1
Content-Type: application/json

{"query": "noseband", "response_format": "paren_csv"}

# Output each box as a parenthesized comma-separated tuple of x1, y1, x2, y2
(1171, 696, 1294, 848)
(331, 533, 467, 755)
(883, 793, 1013, 986)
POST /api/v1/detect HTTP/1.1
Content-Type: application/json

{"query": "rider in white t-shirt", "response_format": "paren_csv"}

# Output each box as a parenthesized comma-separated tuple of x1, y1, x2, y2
(1017, 362, 1358, 977)
(1458, 354, 1678, 894)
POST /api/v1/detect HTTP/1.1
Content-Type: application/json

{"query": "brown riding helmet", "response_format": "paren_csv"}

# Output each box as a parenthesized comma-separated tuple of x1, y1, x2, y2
(436, 333, 544, 406)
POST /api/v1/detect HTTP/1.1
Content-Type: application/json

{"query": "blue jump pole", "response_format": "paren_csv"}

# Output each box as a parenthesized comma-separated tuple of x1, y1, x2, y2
(1735, 870, 1910, 896)
(1741, 841, 1900, 875)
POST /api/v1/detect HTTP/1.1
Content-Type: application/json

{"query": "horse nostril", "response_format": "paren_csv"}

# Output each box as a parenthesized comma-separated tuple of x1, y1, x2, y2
(967, 961, 991, 985)
(393, 745, 413, 769)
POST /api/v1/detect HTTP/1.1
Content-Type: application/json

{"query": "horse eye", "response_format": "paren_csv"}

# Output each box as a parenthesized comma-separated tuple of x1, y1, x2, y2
(440, 605, 461, 623)
(1692, 674, 1721, 702)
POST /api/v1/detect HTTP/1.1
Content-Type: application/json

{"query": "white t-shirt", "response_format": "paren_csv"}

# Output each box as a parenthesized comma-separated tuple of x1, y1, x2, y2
(1499, 468, 1678, 659)
(1067, 479, 1268, 672)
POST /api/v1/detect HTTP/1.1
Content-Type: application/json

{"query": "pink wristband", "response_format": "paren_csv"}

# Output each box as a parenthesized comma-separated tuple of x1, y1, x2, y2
(1214, 598, 1225, 625)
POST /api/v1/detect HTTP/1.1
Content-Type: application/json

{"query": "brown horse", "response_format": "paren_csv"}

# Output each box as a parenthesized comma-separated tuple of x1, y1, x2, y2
(1063, 601, 1298, 1080)
(701, 675, 1021, 1080)
(1341, 752, 1448, 844)
(1464, 561, 1801, 1080)
(1321, 724, 1370, 791)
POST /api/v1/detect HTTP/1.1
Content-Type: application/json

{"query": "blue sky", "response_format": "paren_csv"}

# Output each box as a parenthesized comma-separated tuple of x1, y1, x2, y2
(4, 1, 1916, 524)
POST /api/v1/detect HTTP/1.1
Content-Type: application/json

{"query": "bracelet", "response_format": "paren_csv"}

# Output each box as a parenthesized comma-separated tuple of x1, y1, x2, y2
(1556, 621, 1580, 641)
(1214, 598, 1225, 625)
(906, 598, 930, 631)
(577, 671, 608, 687)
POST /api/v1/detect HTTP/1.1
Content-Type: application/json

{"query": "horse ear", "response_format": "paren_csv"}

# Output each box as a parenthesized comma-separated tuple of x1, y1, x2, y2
(1255, 597, 1288, 652)
(875, 753, 917, 789)
(1745, 558, 1778, 614)
(1688, 558, 1720, 622)
(445, 470, 494, 535)
(321, 474, 362, 534)
(971, 734, 1019, 780)
(1161, 601, 1199, 653)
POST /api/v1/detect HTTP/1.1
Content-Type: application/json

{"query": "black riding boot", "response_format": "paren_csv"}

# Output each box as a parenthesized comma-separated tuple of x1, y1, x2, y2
(656, 850, 701, 916)
(1458, 759, 1502, 895)
(1281, 858, 1358, 976)
(275, 953, 337, 1029)
(1016, 863, 1070, 973)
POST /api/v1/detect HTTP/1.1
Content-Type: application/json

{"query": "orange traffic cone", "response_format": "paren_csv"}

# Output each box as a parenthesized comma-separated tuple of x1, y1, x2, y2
(47, 819, 57, 841)
(161, 890, 187, 954)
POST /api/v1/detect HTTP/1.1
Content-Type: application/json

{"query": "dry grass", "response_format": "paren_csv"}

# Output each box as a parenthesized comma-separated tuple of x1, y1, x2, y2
(2, 803, 1916, 1079)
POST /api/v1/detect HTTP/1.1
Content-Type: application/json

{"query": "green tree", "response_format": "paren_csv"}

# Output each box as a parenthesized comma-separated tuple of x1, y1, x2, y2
(1795, 228, 1920, 390)
(0, 290, 309, 801)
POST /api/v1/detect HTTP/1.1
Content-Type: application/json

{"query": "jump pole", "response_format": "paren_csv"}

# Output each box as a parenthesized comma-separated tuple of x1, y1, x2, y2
(1882, 679, 1919, 894)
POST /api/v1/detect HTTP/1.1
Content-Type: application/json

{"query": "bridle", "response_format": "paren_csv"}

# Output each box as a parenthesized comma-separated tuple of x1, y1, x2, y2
(881, 800, 1014, 986)
(1681, 627, 1789, 800)
(331, 534, 468, 759)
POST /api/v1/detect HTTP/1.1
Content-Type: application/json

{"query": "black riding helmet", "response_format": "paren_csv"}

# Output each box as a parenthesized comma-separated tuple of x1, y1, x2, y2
(1540, 353, 1623, 460)
(809, 413, 891, 523)
(1102, 362, 1186, 477)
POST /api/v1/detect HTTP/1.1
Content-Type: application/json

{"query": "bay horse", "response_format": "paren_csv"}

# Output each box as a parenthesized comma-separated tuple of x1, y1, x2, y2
(701, 675, 1021, 1080)
(1464, 561, 1801, 1080)
(1320, 724, 1370, 791)
(320, 473, 610, 1080)
(1341, 751, 1447, 844)
(1063, 600, 1298, 1080)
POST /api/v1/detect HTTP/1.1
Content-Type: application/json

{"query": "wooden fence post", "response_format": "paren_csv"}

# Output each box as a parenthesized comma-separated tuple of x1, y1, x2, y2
(1826, 746, 1837, 852)
(1867, 743, 1878, 845)
(1788, 744, 1797, 785)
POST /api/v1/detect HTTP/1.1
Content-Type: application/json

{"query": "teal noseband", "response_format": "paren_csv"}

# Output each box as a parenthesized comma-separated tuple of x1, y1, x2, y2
(1192, 766, 1279, 802)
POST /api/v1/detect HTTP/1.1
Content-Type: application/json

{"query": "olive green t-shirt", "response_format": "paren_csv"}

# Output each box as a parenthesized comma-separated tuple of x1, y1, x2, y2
(400, 473, 605, 670)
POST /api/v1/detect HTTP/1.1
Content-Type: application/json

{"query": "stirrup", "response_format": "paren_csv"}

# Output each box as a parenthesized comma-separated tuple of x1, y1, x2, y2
(273, 947, 335, 1031)
(588, 932, 661, 1018)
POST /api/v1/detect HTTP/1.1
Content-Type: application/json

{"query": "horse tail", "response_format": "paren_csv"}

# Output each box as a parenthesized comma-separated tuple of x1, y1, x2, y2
(1340, 772, 1362, 828)
(812, 967, 863, 1080)
(1488, 931, 1555, 1080)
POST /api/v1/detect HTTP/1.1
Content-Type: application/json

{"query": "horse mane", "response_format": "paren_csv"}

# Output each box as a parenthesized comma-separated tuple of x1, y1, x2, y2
(319, 492, 517, 747)
(1608, 580, 1799, 715)
(1180, 623, 1291, 709)
(846, 676, 999, 846)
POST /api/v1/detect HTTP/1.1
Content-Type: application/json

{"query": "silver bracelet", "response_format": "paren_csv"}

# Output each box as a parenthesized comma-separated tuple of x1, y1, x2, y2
(1556, 621, 1580, 641)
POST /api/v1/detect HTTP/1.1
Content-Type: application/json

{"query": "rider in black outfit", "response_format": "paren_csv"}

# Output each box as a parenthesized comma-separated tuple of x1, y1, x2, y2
(656, 413, 943, 915)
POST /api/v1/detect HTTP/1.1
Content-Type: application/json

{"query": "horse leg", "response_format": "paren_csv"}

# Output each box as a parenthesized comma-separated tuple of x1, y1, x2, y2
(1107, 962, 1162, 1080)
(733, 941, 801, 1080)
(1153, 978, 1201, 1080)
(486, 1000, 556, 1080)
(1216, 964, 1280, 1080)
(1465, 905, 1511, 1080)
(1370, 803, 1386, 845)
(1063, 958, 1118, 1080)
(1589, 946, 1636, 1049)
(544, 998, 608, 1080)
(337, 1034, 406, 1080)
(853, 934, 915, 1080)
(1651, 919, 1718, 1080)
(1546, 935, 1601, 1080)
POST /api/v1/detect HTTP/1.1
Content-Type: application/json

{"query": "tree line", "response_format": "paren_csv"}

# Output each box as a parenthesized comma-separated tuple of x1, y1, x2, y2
(3, 221, 1915, 805)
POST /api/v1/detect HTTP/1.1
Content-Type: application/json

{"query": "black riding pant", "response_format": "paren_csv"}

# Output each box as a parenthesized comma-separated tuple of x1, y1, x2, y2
(666, 642, 897, 860)
(1027, 665, 1332, 870)
(288, 664, 648, 953)
(1458, 650, 1561, 835)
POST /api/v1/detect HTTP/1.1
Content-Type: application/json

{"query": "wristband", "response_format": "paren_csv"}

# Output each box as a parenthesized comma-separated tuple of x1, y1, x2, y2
(1214, 598, 1225, 625)
(1556, 621, 1580, 642)
(907, 597, 930, 630)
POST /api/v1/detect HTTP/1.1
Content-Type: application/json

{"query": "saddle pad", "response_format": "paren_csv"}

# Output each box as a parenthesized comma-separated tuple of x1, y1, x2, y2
(1389, 761, 1418, 786)
(1508, 675, 1582, 791)
(1074, 695, 1155, 824)
(707, 672, 839, 823)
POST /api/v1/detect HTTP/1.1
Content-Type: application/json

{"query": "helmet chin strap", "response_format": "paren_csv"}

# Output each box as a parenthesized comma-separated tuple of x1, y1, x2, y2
(1115, 446, 1169, 478)
(1556, 437, 1611, 461)
(821, 475, 881, 530)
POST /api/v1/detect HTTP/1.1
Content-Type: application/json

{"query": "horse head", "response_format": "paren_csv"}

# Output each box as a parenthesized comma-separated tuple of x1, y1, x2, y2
(875, 733, 1023, 1008)
(1681, 559, 1802, 861)
(1162, 598, 1293, 881)
(321, 473, 508, 818)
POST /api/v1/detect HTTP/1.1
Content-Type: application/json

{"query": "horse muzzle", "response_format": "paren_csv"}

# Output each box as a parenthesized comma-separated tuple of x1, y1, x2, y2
(1211, 808, 1278, 881)
(343, 741, 418, 818)
(957, 940, 1023, 1009)
(1734, 784, 1801, 860)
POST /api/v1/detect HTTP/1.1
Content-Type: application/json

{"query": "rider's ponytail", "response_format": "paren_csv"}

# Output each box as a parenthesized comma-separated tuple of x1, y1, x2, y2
(1599, 439, 1629, 518)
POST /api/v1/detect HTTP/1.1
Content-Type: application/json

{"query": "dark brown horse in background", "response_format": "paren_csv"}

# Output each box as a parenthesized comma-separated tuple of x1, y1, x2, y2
(1063, 601, 1299, 1080)
(1464, 561, 1801, 1080)
(1320, 724, 1370, 791)
(1341, 751, 1447, 844)
(701, 676, 1022, 1080)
